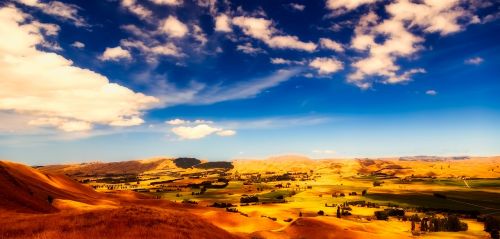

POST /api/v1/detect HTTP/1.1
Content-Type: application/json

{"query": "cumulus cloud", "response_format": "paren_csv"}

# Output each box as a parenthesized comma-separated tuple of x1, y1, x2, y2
(309, 57, 344, 74)
(319, 38, 344, 52)
(99, 46, 132, 61)
(15, 0, 87, 26)
(232, 16, 317, 52)
(71, 41, 85, 48)
(160, 16, 189, 38)
(465, 56, 483, 65)
(149, 0, 182, 6)
(0, 6, 158, 132)
(171, 124, 220, 139)
(348, 0, 478, 88)
(169, 120, 236, 139)
(425, 90, 437, 96)
(214, 14, 232, 32)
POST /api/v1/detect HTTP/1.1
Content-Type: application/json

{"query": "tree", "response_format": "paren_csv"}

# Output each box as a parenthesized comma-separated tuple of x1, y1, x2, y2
(485, 216, 500, 239)
(447, 215, 461, 232)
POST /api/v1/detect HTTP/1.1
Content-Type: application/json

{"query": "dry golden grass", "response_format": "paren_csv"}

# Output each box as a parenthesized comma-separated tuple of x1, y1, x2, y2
(0, 206, 240, 239)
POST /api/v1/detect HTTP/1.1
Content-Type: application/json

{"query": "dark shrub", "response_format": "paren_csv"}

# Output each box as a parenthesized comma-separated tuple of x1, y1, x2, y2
(240, 195, 259, 204)
(374, 211, 388, 220)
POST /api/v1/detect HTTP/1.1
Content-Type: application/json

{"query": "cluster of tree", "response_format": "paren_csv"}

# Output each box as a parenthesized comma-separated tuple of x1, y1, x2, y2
(225, 207, 238, 213)
(414, 207, 480, 218)
(181, 199, 198, 204)
(374, 209, 405, 220)
(332, 192, 345, 197)
(375, 211, 389, 220)
(240, 195, 259, 203)
(344, 200, 380, 208)
(336, 205, 352, 218)
(211, 202, 234, 208)
(261, 215, 277, 221)
(411, 215, 468, 232)
(265, 173, 295, 182)
(96, 176, 139, 184)
(482, 216, 499, 239)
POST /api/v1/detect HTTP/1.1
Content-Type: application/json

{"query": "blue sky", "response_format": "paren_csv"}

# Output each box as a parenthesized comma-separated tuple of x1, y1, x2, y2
(0, 0, 499, 165)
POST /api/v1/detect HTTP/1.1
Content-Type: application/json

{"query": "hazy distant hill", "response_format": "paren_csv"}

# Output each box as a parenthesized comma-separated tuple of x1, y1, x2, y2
(37, 155, 500, 179)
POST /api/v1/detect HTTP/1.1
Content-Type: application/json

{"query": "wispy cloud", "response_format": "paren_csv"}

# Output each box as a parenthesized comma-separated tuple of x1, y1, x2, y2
(15, 0, 88, 27)
(140, 68, 301, 107)
(464, 57, 484, 65)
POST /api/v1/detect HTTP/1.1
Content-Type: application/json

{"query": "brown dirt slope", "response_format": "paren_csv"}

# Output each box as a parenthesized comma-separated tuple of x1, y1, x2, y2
(39, 157, 176, 175)
(0, 160, 105, 213)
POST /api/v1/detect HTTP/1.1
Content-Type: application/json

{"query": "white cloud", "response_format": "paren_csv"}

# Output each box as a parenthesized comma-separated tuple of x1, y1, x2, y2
(194, 119, 214, 124)
(99, 46, 132, 61)
(271, 58, 291, 64)
(309, 57, 344, 74)
(149, 0, 182, 6)
(347, 0, 477, 88)
(270, 58, 305, 65)
(160, 16, 189, 38)
(216, 129, 236, 136)
(425, 90, 437, 96)
(71, 41, 85, 48)
(121, 39, 182, 60)
(232, 16, 317, 52)
(150, 69, 300, 107)
(166, 119, 214, 126)
(319, 38, 344, 52)
(385, 0, 472, 36)
(169, 120, 236, 140)
(326, 0, 379, 11)
(236, 42, 265, 55)
(312, 149, 336, 155)
(288, 3, 305, 11)
(29, 117, 92, 132)
(15, 0, 87, 26)
(464, 56, 483, 65)
(193, 24, 207, 45)
(214, 14, 232, 32)
(0, 6, 159, 132)
(171, 124, 220, 139)
(166, 119, 187, 125)
(120, 0, 153, 21)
